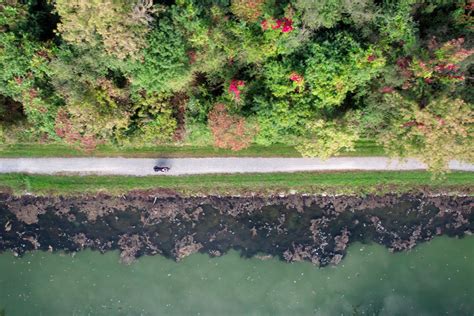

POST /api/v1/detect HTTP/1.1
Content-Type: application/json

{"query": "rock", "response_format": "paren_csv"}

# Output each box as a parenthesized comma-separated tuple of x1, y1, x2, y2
(4, 220, 11, 232)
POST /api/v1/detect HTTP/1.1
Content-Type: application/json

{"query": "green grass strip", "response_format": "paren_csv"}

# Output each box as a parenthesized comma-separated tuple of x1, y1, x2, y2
(0, 140, 384, 158)
(0, 171, 472, 196)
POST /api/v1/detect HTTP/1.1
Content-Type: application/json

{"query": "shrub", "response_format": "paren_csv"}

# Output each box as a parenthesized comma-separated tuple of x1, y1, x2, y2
(54, 108, 99, 152)
(0, 125, 4, 144)
(139, 118, 177, 144)
(58, 89, 131, 148)
(182, 122, 213, 146)
(208, 103, 257, 150)
(253, 98, 313, 145)
(130, 94, 178, 145)
(228, 79, 246, 100)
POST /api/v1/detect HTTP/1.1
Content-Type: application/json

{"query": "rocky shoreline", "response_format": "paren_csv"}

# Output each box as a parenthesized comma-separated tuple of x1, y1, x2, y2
(0, 192, 472, 266)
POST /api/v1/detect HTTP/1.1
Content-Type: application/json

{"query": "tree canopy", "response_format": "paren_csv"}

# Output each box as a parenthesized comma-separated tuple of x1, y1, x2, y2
(0, 0, 472, 174)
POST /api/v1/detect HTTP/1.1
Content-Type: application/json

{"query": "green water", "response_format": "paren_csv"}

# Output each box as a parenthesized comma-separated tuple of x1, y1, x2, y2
(0, 237, 473, 316)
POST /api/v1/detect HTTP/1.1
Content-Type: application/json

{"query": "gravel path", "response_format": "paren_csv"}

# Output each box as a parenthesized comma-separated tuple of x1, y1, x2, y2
(0, 157, 473, 176)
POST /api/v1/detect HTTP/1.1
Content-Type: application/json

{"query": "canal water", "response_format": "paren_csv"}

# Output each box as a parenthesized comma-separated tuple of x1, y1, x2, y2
(0, 236, 472, 316)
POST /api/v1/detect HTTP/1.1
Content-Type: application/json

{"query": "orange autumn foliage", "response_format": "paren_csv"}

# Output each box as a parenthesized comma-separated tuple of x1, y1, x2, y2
(208, 103, 257, 151)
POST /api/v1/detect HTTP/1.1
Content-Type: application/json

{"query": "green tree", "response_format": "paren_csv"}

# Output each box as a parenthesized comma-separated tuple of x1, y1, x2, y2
(0, 1, 60, 140)
(304, 32, 384, 108)
(376, 0, 418, 50)
(49, 45, 129, 103)
(128, 16, 192, 94)
(294, 0, 378, 30)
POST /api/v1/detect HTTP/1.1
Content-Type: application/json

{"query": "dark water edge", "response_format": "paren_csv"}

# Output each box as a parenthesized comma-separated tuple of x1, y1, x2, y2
(0, 193, 472, 266)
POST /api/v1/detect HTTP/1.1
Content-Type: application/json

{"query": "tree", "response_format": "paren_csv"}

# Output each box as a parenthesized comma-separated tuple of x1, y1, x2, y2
(378, 93, 473, 174)
(296, 119, 359, 159)
(128, 16, 192, 94)
(54, 0, 155, 60)
(49, 45, 128, 103)
(230, 0, 265, 22)
(0, 1, 60, 140)
(304, 32, 384, 108)
(294, 0, 378, 30)
(376, 0, 418, 50)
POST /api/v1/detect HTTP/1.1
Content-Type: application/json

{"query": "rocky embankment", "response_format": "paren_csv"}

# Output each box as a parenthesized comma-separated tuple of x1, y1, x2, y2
(0, 192, 472, 266)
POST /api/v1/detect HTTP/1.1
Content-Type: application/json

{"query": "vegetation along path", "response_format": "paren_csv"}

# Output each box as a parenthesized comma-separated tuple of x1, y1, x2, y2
(0, 158, 472, 176)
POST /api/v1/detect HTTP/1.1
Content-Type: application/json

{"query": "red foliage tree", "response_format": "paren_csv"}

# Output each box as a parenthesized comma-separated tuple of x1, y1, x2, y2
(262, 17, 294, 33)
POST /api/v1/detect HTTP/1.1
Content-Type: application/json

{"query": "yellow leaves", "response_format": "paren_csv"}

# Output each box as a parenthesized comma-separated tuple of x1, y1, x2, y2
(296, 119, 359, 159)
(65, 93, 130, 140)
(54, 0, 152, 59)
(381, 93, 473, 175)
(230, 0, 265, 23)
(334, 79, 345, 93)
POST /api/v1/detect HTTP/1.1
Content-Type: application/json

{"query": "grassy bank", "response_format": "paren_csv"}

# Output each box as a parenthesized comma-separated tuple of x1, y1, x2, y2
(0, 171, 472, 196)
(0, 140, 384, 158)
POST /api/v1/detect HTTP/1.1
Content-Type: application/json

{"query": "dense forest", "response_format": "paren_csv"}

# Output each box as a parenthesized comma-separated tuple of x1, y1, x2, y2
(0, 0, 472, 172)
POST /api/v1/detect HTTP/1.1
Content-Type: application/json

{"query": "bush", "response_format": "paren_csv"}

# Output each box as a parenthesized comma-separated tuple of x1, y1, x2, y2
(129, 94, 178, 145)
(139, 118, 177, 144)
(59, 91, 130, 146)
(253, 97, 312, 145)
(182, 122, 213, 146)
(296, 119, 359, 159)
(208, 103, 257, 150)
(0, 125, 5, 144)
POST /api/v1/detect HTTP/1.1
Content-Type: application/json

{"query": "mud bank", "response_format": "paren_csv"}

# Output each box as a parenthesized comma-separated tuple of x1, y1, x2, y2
(0, 192, 472, 266)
